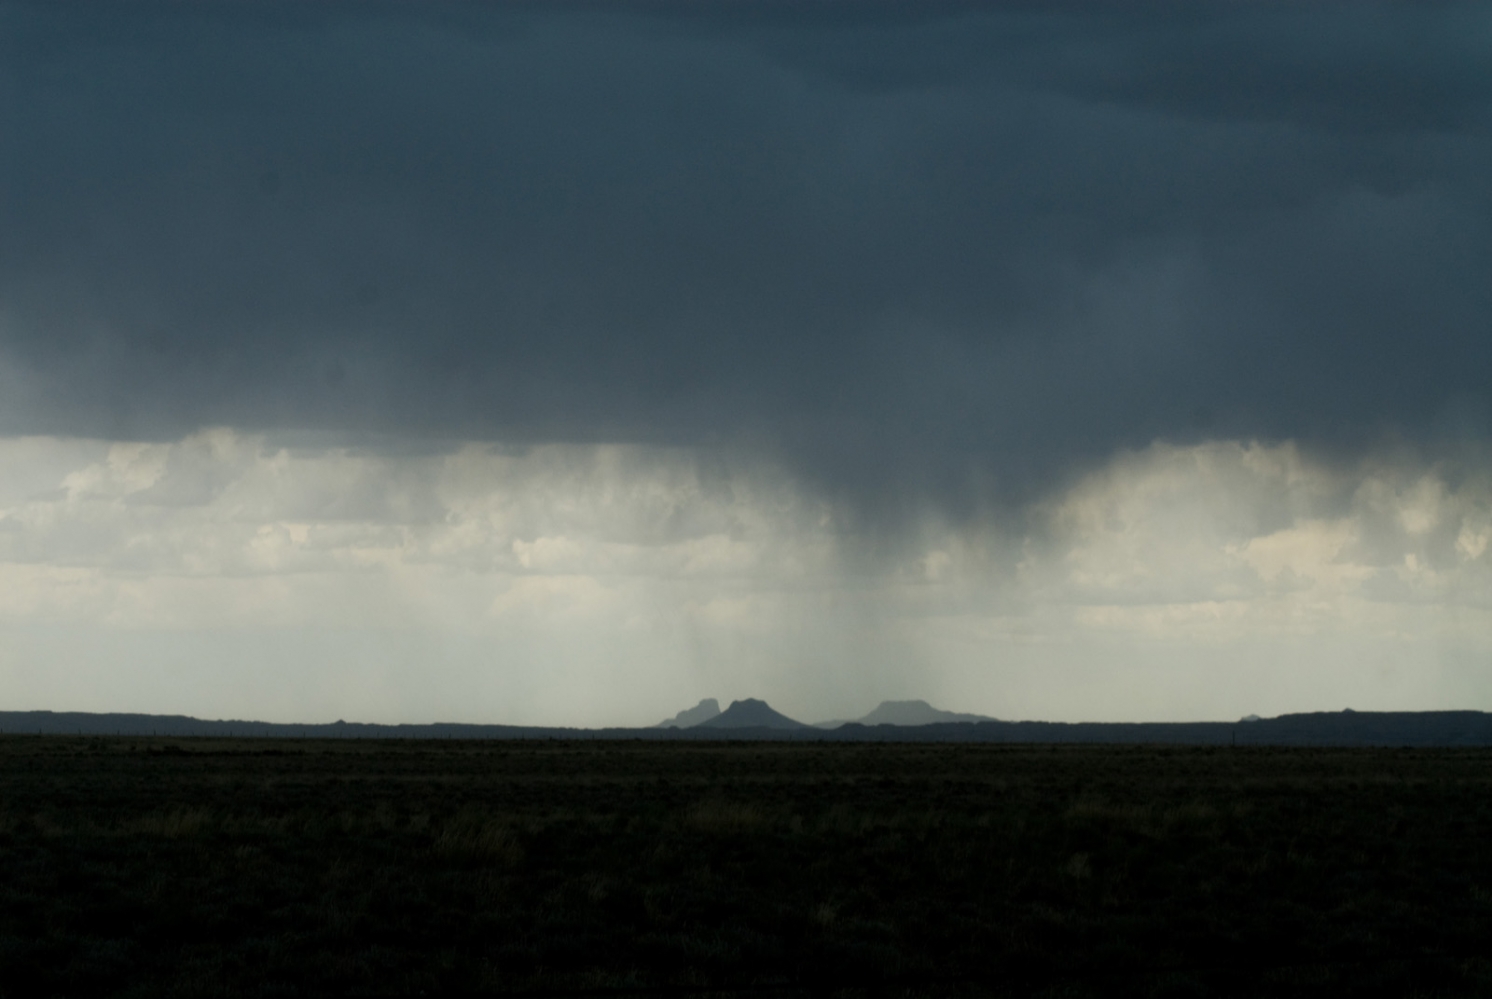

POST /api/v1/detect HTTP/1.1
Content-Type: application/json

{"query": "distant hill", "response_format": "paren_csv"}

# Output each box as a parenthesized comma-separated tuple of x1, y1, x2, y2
(812, 699, 993, 728)
(693, 698, 806, 730)
(824, 710, 1492, 747)
(4, 708, 1492, 746)
(856, 700, 993, 726)
(654, 698, 721, 728)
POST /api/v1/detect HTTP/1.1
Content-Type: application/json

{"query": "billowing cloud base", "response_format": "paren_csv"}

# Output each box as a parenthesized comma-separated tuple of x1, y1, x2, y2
(1, 431, 1487, 724)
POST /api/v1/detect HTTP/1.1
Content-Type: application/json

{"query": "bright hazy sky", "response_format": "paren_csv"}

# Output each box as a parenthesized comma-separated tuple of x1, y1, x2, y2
(2, 3, 1489, 724)
(2, 431, 1488, 725)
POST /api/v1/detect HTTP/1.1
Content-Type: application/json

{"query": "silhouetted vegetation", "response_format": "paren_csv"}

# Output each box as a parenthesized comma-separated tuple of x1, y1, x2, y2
(2, 737, 1490, 996)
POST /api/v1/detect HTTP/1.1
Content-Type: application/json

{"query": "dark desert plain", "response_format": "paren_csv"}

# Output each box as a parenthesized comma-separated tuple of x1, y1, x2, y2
(3, 735, 1491, 997)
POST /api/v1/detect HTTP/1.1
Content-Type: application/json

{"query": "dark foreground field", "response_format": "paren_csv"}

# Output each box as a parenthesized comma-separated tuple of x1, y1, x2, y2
(2, 738, 1490, 997)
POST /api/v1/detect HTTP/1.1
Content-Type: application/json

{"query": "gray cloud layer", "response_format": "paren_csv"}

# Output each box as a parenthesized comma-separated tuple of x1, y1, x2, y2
(3, 2, 1489, 519)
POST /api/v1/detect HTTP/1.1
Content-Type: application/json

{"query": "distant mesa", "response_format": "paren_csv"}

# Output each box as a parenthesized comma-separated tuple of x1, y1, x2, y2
(815, 699, 993, 728)
(1240, 714, 1262, 723)
(655, 698, 721, 729)
(694, 698, 806, 730)
(857, 699, 992, 726)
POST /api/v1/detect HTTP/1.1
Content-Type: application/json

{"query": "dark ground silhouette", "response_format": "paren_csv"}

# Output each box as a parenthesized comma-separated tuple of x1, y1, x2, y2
(2, 736, 1489, 996)
(6, 707, 1492, 745)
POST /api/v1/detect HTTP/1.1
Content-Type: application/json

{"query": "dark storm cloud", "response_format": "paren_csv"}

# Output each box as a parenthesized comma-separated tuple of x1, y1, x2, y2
(2, 1, 1489, 518)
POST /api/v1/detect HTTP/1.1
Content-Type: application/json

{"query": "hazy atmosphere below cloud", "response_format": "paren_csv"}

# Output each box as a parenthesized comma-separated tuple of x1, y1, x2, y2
(0, 431, 1487, 724)
(1, 2, 1490, 724)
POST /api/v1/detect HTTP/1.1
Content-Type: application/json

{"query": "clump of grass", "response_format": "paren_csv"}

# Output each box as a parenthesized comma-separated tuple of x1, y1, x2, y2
(814, 801, 877, 836)
(1159, 802, 1220, 834)
(1064, 851, 1092, 880)
(432, 812, 523, 865)
(30, 812, 72, 837)
(1066, 798, 1154, 833)
(685, 799, 765, 834)
(1066, 797, 1223, 839)
(131, 807, 212, 839)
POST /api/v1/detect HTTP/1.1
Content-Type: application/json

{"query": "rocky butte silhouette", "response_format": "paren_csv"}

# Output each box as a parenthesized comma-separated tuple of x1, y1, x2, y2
(814, 699, 994, 728)
(693, 698, 807, 730)
(654, 698, 721, 728)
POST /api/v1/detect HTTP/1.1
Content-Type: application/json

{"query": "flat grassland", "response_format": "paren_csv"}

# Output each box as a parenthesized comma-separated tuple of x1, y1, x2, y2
(1, 738, 1490, 997)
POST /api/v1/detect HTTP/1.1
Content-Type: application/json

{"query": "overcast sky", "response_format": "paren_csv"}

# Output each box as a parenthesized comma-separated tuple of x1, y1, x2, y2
(2, 2, 1489, 725)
